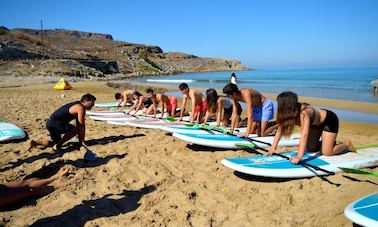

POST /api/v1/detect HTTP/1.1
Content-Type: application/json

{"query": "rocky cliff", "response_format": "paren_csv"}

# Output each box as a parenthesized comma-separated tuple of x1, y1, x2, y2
(0, 26, 247, 79)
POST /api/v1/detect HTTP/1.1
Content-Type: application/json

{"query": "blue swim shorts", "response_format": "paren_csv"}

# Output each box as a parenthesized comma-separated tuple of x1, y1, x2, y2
(252, 98, 274, 122)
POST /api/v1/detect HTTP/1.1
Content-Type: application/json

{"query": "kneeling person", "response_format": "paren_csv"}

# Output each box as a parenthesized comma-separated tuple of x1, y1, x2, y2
(29, 94, 96, 152)
(146, 88, 178, 118)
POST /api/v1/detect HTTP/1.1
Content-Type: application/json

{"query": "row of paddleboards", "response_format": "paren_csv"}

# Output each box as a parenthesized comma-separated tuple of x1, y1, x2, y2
(88, 110, 378, 181)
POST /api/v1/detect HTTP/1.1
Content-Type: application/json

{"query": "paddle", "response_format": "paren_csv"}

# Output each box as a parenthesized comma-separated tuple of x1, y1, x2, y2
(339, 167, 378, 177)
(83, 145, 97, 161)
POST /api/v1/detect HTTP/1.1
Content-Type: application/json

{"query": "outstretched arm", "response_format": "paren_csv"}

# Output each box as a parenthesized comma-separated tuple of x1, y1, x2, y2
(291, 111, 310, 163)
(132, 98, 143, 115)
(179, 95, 187, 120)
(76, 108, 86, 146)
(230, 100, 238, 134)
(268, 127, 282, 155)
(216, 99, 223, 126)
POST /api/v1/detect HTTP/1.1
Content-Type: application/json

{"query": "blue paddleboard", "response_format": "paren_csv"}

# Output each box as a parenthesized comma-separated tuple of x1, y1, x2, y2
(0, 122, 26, 142)
(221, 146, 378, 178)
(344, 192, 378, 227)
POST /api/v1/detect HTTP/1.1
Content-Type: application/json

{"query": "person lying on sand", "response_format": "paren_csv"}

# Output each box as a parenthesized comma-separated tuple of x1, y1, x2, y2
(0, 166, 81, 210)
(146, 88, 178, 118)
(223, 83, 277, 137)
(268, 91, 356, 164)
(28, 94, 96, 152)
(203, 88, 242, 127)
(178, 83, 206, 123)
(114, 89, 135, 110)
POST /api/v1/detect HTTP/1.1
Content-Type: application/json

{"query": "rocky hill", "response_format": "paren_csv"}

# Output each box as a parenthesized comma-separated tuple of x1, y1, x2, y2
(0, 26, 247, 79)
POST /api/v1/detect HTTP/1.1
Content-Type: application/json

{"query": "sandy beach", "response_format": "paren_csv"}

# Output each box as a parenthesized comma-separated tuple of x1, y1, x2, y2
(1, 80, 377, 226)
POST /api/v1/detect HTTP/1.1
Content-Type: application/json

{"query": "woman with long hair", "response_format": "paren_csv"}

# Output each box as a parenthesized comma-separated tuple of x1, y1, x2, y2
(203, 88, 241, 127)
(268, 91, 355, 163)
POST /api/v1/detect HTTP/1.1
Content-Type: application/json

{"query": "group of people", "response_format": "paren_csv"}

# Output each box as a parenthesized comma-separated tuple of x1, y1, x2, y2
(29, 72, 355, 163)
(3, 72, 355, 210)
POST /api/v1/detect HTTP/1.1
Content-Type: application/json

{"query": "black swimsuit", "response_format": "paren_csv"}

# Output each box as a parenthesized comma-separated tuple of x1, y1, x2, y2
(46, 101, 80, 143)
(309, 108, 339, 133)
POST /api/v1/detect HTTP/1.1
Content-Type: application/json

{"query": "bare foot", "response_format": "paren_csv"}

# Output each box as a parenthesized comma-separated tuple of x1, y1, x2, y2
(51, 166, 69, 180)
(55, 170, 83, 190)
(345, 140, 356, 152)
(52, 144, 62, 152)
(28, 140, 37, 151)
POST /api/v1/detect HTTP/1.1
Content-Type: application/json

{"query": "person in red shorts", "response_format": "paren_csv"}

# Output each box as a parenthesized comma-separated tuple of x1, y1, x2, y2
(178, 83, 206, 123)
(146, 88, 178, 118)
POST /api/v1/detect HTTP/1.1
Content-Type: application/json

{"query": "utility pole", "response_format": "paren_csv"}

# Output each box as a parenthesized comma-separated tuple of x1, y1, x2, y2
(40, 20, 44, 44)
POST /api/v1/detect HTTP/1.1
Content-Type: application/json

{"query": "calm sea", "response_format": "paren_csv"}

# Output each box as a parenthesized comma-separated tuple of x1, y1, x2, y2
(128, 67, 378, 103)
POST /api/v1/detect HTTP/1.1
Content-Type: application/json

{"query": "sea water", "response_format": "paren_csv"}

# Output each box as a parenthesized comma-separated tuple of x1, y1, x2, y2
(129, 66, 378, 103)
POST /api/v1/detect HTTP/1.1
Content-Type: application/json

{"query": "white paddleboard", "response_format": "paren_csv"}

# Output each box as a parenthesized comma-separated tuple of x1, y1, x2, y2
(172, 132, 300, 149)
(159, 125, 247, 135)
(119, 116, 191, 129)
(90, 115, 138, 122)
(344, 192, 378, 227)
(0, 122, 26, 142)
(94, 102, 132, 108)
(87, 110, 128, 117)
(221, 146, 378, 178)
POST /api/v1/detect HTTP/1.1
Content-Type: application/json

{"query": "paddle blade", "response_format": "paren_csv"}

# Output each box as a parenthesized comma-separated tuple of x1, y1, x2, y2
(339, 167, 378, 177)
(84, 149, 97, 161)
(235, 143, 255, 149)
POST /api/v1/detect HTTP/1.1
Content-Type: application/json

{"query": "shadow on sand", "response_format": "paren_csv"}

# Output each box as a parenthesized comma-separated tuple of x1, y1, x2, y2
(24, 153, 127, 180)
(0, 134, 143, 172)
(30, 185, 156, 227)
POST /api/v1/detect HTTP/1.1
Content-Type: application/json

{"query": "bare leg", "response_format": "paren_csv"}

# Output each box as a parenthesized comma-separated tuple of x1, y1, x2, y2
(259, 121, 269, 137)
(222, 114, 231, 127)
(54, 128, 78, 151)
(28, 138, 53, 151)
(144, 105, 154, 115)
(321, 131, 355, 156)
(0, 167, 76, 209)
(5, 167, 68, 189)
(307, 128, 323, 152)
(265, 124, 278, 135)
(251, 120, 259, 135)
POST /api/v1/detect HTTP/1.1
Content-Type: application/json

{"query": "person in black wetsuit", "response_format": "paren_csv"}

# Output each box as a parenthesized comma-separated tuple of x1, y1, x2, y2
(267, 91, 355, 164)
(28, 94, 96, 152)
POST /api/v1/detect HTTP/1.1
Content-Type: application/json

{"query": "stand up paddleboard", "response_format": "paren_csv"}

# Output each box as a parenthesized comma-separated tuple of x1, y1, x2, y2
(94, 102, 132, 108)
(87, 110, 128, 117)
(89, 115, 139, 122)
(119, 116, 191, 129)
(344, 192, 378, 227)
(221, 145, 378, 178)
(159, 125, 247, 135)
(0, 122, 26, 142)
(172, 132, 300, 149)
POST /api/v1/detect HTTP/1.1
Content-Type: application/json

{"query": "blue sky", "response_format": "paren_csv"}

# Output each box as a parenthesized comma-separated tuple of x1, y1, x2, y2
(1, 0, 378, 68)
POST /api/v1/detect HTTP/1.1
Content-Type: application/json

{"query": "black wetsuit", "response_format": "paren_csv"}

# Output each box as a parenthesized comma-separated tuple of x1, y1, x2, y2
(46, 101, 80, 143)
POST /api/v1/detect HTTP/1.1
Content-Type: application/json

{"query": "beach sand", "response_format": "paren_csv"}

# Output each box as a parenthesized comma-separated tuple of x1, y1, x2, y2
(0, 80, 377, 226)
